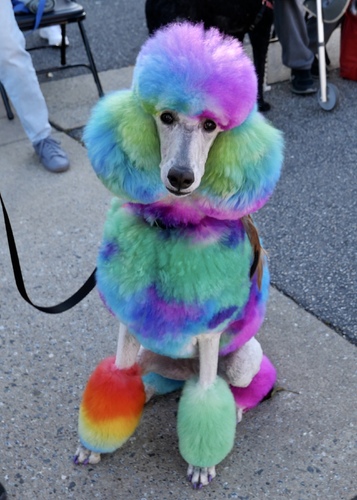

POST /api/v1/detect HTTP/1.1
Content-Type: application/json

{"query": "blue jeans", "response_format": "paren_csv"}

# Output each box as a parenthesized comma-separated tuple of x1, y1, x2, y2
(0, 0, 51, 144)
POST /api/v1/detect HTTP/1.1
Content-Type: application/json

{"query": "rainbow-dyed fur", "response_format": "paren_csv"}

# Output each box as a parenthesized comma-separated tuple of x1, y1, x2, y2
(77, 22, 284, 487)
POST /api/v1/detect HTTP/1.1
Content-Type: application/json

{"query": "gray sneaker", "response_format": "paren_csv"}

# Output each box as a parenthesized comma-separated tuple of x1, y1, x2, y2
(33, 136, 70, 173)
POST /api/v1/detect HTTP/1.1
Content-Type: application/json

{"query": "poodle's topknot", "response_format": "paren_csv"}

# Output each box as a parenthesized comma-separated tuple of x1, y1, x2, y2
(132, 22, 258, 130)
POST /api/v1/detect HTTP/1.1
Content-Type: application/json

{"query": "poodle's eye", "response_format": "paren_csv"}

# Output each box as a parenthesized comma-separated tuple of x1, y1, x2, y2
(160, 112, 175, 125)
(203, 119, 217, 132)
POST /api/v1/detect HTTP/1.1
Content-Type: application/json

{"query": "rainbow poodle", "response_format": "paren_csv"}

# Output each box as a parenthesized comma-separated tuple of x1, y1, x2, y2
(74, 22, 284, 488)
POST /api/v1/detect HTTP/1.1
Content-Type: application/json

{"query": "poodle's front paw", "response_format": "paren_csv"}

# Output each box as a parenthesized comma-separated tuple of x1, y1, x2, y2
(74, 445, 101, 465)
(187, 464, 216, 488)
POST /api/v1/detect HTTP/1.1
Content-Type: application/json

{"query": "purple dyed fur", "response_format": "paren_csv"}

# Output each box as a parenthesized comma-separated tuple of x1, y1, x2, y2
(135, 23, 258, 130)
(130, 197, 268, 225)
(130, 201, 246, 245)
(139, 285, 204, 337)
(99, 241, 119, 261)
(220, 279, 266, 356)
(208, 306, 238, 329)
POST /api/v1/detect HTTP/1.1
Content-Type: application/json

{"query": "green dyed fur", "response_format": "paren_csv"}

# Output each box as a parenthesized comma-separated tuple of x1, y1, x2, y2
(87, 90, 283, 207)
(177, 377, 236, 467)
(103, 199, 252, 308)
(203, 112, 282, 198)
(112, 92, 160, 170)
(88, 91, 161, 200)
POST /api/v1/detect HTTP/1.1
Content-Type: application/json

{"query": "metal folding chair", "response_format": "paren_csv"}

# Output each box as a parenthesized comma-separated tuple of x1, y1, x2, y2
(1, 0, 104, 120)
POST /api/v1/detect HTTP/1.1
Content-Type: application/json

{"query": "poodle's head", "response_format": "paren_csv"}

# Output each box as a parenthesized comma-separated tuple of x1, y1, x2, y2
(133, 22, 257, 130)
(85, 22, 283, 220)
(132, 22, 258, 196)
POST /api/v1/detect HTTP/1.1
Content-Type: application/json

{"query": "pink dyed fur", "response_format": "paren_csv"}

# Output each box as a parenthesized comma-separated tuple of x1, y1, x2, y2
(230, 355, 276, 411)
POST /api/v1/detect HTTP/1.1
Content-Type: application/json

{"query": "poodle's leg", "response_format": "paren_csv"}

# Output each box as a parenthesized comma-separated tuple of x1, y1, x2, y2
(219, 337, 263, 388)
(230, 354, 276, 420)
(178, 333, 236, 488)
(218, 338, 276, 421)
(219, 337, 263, 421)
(198, 333, 220, 388)
(114, 322, 141, 369)
(75, 323, 143, 465)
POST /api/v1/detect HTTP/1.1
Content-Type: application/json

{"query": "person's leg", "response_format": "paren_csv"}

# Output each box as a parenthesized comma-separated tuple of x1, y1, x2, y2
(274, 0, 317, 93)
(274, 0, 314, 69)
(0, 0, 69, 172)
(0, 0, 51, 144)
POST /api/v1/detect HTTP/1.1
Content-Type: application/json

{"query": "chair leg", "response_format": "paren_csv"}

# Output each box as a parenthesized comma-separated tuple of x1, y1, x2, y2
(0, 82, 15, 120)
(60, 24, 67, 66)
(77, 20, 104, 98)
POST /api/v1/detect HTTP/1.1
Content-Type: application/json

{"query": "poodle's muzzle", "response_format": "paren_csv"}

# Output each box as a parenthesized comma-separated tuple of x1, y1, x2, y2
(155, 112, 221, 197)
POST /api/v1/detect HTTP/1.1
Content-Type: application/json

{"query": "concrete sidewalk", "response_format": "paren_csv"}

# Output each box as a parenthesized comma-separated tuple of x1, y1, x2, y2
(0, 61, 356, 499)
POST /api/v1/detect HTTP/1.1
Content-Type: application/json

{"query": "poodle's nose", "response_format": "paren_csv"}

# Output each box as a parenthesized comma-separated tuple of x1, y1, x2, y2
(167, 167, 194, 191)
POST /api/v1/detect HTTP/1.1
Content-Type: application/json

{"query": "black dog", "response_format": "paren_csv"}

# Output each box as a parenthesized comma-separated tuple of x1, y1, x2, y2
(145, 0, 274, 112)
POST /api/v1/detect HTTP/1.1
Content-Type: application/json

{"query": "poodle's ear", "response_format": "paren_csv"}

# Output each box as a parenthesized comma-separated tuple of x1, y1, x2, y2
(84, 90, 165, 203)
(201, 111, 284, 217)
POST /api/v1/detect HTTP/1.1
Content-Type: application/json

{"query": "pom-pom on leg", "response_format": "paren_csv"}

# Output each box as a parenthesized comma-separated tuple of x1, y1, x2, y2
(230, 354, 277, 421)
(76, 324, 145, 458)
(78, 357, 145, 453)
(178, 376, 236, 468)
(177, 333, 236, 488)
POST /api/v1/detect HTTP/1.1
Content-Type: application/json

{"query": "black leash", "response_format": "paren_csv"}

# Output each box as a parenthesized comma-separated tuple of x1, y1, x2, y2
(0, 193, 96, 314)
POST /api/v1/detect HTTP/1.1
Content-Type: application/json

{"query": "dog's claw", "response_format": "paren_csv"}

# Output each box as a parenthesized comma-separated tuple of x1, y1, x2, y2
(187, 464, 216, 487)
(74, 445, 101, 465)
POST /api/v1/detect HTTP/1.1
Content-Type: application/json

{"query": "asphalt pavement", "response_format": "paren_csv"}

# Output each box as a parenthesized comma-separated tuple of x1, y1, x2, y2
(254, 72, 357, 344)
(0, 3, 356, 499)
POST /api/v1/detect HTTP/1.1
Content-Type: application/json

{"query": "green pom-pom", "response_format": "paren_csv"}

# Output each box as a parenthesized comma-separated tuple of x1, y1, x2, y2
(177, 376, 236, 467)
